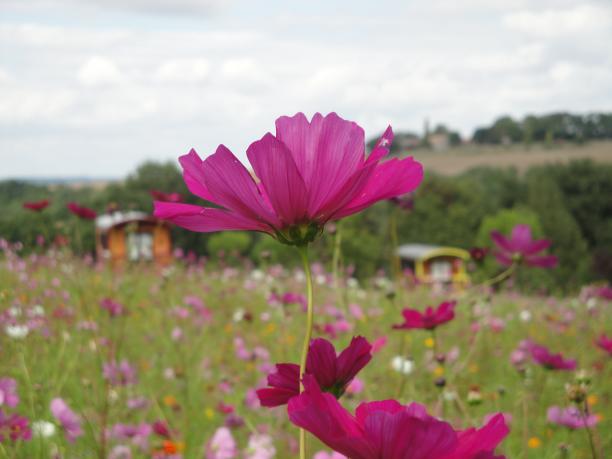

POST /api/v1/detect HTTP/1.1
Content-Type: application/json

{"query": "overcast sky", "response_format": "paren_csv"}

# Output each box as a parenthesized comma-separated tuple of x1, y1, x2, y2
(1, 0, 611, 179)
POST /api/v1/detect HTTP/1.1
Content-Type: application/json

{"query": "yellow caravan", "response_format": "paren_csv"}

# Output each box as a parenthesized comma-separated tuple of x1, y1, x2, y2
(397, 244, 470, 287)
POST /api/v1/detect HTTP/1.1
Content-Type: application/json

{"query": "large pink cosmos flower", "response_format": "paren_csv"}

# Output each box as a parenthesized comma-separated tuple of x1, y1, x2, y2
(527, 342, 576, 371)
(257, 337, 371, 407)
(50, 398, 83, 442)
(490, 224, 557, 268)
(288, 376, 509, 459)
(154, 113, 423, 246)
(393, 301, 457, 331)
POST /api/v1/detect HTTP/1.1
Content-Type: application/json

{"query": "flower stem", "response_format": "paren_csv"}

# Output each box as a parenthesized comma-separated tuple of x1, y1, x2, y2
(581, 400, 599, 459)
(297, 245, 314, 459)
(481, 263, 517, 287)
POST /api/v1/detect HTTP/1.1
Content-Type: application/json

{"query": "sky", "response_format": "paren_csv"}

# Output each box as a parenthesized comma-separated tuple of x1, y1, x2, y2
(1, 0, 611, 179)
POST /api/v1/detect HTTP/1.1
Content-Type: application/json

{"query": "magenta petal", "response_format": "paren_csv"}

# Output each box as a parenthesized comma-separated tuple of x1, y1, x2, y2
(336, 337, 372, 385)
(275, 112, 366, 216)
(366, 126, 394, 164)
(525, 254, 558, 268)
(490, 231, 513, 254)
(355, 400, 404, 425)
(178, 149, 217, 202)
(247, 133, 309, 225)
(443, 413, 509, 459)
(202, 145, 280, 227)
(524, 239, 551, 255)
(153, 202, 270, 233)
(267, 363, 300, 391)
(493, 251, 513, 267)
(510, 224, 532, 252)
(256, 387, 296, 407)
(307, 338, 339, 389)
(334, 157, 423, 219)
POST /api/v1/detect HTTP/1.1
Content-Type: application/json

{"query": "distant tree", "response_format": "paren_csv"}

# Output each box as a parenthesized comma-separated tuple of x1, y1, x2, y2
(526, 172, 591, 290)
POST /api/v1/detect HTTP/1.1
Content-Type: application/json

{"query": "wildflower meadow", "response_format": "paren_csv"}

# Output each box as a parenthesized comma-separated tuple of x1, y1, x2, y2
(1, 113, 611, 459)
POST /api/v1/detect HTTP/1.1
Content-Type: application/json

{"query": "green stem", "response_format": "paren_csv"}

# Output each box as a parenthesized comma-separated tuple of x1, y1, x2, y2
(581, 400, 599, 459)
(297, 245, 314, 459)
(481, 263, 517, 287)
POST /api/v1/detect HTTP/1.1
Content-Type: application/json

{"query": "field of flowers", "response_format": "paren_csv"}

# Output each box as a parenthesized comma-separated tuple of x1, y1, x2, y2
(1, 241, 611, 458)
(2, 113, 611, 459)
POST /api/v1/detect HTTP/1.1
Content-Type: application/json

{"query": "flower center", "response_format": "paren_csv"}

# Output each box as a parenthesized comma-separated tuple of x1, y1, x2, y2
(274, 222, 323, 246)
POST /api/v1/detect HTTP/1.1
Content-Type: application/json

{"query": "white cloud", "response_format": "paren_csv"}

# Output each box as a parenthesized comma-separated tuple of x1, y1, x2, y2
(1, 0, 611, 178)
(155, 58, 211, 84)
(77, 56, 123, 87)
(504, 5, 612, 38)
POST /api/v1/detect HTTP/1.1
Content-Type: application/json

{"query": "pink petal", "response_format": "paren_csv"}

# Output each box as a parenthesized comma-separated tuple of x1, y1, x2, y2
(510, 224, 533, 252)
(366, 126, 394, 164)
(202, 145, 281, 227)
(525, 254, 558, 268)
(178, 149, 217, 202)
(153, 202, 270, 233)
(524, 239, 551, 255)
(275, 112, 366, 216)
(490, 231, 513, 254)
(247, 133, 309, 225)
(333, 157, 423, 219)
(307, 338, 338, 389)
(336, 337, 372, 385)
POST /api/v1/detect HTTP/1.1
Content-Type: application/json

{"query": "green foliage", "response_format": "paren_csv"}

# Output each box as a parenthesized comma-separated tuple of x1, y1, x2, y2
(526, 171, 590, 290)
(207, 232, 252, 259)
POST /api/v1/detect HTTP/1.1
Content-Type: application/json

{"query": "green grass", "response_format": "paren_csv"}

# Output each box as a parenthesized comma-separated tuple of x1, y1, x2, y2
(0, 251, 610, 458)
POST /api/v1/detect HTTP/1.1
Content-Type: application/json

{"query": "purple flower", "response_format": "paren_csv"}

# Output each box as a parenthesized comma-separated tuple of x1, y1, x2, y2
(547, 406, 598, 430)
(0, 378, 19, 408)
(50, 398, 83, 442)
(491, 224, 557, 268)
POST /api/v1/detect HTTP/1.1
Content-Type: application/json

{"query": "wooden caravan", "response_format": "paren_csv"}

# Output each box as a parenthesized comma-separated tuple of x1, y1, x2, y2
(95, 211, 172, 266)
(397, 244, 470, 287)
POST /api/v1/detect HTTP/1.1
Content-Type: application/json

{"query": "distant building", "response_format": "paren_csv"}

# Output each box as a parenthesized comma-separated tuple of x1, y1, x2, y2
(397, 243, 469, 287)
(427, 133, 450, 151)
(95, 211, 172, 266)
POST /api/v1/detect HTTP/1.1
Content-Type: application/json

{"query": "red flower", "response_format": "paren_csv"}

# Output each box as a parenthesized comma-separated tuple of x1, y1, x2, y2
(67, 202, 97, 220)
(393, 301, 457, 331)
(150, 190, 182, 203)
(23, 200, 50, 212)
(527, 342, 576, 371)
(257, 336, 371, 407)
(288, 376, 509, 459)
(469, 247, 488, 262)
(490, 224, 557, 268)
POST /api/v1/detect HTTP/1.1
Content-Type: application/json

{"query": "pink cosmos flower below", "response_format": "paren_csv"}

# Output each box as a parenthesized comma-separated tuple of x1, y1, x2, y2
(289, 376, 509, 459)
(527, 342, 576, 371)
(50, 398, 83, 442)
(257, 336, 371, 407)
(0, 378, 19, 408)
(154, 112, 423, 246)
(595, 333, 612, 355)
(393, 301, 457, 331)
(490, 224, 557, 268)
(547, 406, 598, 430)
